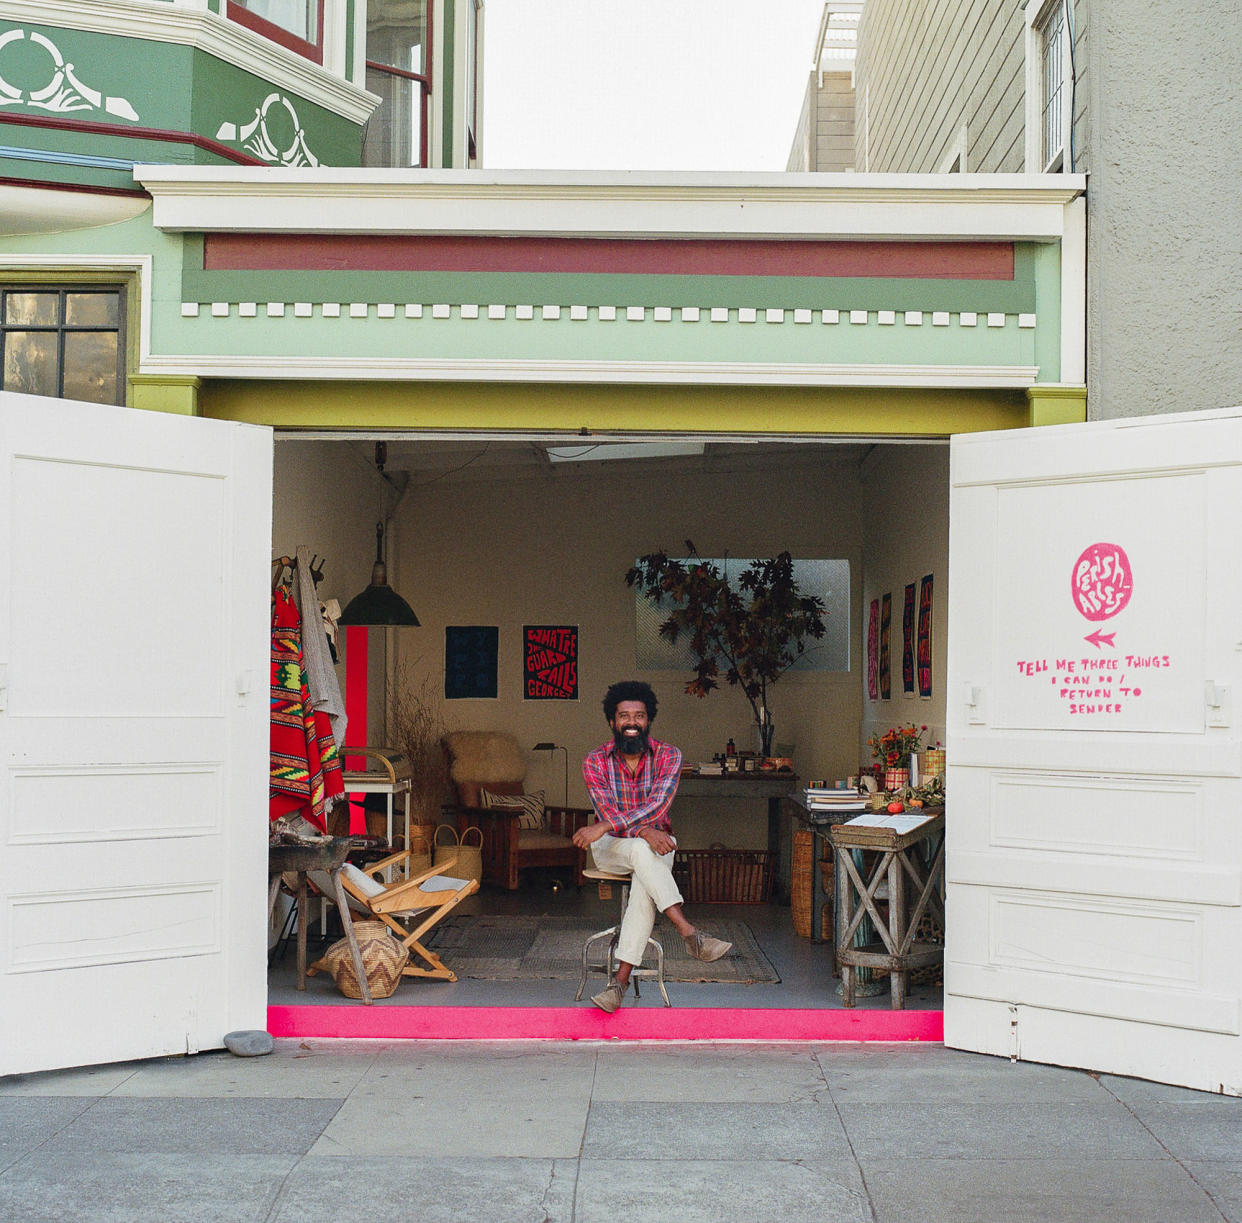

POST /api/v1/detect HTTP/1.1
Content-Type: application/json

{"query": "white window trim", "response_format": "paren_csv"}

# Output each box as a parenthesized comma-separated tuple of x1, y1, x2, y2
(1024, 0, 1073, 173)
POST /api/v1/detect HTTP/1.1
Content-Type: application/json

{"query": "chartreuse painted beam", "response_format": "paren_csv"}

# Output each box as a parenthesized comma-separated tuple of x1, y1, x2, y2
(129, 374, 202, 416)
(1026, 385, 1087, 426)
(199, 380, 1030, 436)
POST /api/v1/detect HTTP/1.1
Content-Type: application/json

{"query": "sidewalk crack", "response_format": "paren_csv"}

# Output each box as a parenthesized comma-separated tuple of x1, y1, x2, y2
(1096, 1075, 1230, 1223)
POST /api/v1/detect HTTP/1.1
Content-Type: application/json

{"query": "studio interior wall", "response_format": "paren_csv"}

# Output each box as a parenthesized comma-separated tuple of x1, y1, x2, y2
(859, 444, 950, 766)
(269, 437, 952, 850)
(271, 439, 396, 744)
(390, 449, 867, 851)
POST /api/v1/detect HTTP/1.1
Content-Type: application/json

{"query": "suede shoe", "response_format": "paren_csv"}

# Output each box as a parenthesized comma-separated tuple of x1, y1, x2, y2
(591, 979, 628, 1014)
(684, 930, 732, 962)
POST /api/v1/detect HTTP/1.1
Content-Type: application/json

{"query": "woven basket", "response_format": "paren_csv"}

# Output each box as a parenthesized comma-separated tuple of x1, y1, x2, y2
(408, 824, 434, 875)
(433, 823, 483, 884)
(671, 844, 771, 904)
(310, 920, 408, 999)
(792, 829, 814, 938)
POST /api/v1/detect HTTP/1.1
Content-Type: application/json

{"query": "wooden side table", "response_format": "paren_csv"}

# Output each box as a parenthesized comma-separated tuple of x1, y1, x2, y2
(268, 837, 372, 1005)
(829, 810, 945, 1009)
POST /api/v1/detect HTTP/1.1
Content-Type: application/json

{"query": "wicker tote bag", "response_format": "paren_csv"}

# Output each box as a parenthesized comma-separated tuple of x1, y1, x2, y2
(433, 823, 483, 884)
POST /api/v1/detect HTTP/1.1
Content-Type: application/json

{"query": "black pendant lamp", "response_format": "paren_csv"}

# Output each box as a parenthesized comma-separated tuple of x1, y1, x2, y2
(337, 521, 420, 626)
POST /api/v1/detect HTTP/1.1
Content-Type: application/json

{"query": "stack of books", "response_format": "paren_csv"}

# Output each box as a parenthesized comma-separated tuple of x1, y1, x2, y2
(803, 785, 867, 821)
(695, 761, 724, 776)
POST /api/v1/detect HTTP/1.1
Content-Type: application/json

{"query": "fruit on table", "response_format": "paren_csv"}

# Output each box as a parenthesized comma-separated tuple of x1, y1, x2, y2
(887, 800, 905, 813)
(908, 798, 925, 808)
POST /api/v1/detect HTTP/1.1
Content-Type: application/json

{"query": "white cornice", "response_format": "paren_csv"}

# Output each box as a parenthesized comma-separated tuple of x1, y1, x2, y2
(0, 185, 150, 236)
(133, 169, 1087, 238)
(4, 0, 379, 125)
(138, 353, 1040, 387)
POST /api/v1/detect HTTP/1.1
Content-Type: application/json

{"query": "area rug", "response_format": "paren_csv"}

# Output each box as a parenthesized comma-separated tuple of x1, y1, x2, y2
(425, 915, 780, 984)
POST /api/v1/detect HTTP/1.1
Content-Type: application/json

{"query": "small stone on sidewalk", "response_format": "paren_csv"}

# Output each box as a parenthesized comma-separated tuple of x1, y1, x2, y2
(224, 1030, 275, 1057)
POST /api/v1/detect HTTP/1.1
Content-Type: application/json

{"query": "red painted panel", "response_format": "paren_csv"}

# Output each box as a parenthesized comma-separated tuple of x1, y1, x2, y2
(267, 1004, 945, 1042)
(205, 234, 1014, 280)
(344, 626, 368, 834)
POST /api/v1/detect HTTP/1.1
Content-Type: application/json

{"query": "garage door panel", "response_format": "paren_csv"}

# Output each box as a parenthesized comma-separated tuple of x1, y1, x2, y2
(948, 883, 1239, 1034)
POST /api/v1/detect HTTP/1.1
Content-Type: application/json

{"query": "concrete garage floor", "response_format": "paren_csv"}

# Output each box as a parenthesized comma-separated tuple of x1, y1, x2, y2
(268, 881, 944, 1012)
(2, 1041, 1240, 1222)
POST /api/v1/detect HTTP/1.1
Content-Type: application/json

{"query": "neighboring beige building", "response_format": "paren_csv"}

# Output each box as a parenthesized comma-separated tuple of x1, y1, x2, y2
(791, 0, 1242, 421)
(786, 3, 858, 172)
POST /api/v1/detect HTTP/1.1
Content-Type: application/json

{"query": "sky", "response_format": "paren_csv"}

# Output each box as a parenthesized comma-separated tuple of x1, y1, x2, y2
(481, 0, 828, 172)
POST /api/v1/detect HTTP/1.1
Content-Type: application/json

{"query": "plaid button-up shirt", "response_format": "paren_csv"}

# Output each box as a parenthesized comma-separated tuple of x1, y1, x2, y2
(582, 736, 683, 836)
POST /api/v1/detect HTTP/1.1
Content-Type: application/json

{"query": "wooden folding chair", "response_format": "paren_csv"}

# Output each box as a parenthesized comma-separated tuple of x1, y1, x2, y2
(311, 849, 479, 983)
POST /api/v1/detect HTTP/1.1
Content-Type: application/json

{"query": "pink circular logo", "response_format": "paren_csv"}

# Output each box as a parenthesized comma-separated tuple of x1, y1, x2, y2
(1071, 542, 1133, 621)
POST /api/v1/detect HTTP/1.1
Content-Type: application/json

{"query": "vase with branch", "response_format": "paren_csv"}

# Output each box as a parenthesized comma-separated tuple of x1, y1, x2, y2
(625, 546, 828, 757)
(388, 665, 452, 846)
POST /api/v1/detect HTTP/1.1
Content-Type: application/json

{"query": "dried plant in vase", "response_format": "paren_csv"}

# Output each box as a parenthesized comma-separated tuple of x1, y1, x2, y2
(388, 664, 452, 845)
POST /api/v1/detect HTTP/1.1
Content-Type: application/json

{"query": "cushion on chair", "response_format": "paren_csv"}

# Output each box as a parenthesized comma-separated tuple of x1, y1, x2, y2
(341, 862, 387, 898)
(422, 874, 472, 892)
(306, 867, 369, 914)
(481, 788, 546, 830)
(517, 828, 574, 850)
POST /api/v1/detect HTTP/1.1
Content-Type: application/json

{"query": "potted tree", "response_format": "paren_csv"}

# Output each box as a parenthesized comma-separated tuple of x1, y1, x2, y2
(626, 547, 828, 757)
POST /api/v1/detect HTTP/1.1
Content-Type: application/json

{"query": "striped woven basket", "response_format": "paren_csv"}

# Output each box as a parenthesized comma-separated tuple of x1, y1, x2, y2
(310, 920, 408, 999)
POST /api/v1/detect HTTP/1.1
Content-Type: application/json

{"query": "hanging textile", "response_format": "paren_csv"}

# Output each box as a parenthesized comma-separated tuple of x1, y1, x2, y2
(293, 544, 348, 747)
(269, 583, 344, 831)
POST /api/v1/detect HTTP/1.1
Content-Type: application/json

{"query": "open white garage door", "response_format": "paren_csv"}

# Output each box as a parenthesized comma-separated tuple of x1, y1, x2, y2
(0, 391, 272, 1075)
(945, 407, 1242, 1094)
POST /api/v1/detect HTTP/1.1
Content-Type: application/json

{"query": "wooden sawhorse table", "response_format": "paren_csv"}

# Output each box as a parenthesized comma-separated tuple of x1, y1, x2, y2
(829, 809, 945, 1009)
(268, 837, 372, 1005)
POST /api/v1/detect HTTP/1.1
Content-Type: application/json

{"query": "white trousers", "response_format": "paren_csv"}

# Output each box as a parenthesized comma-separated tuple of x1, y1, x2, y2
(590, 834, 684, 967)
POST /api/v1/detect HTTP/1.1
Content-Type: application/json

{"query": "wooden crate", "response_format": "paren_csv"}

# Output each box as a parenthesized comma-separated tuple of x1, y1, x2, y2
(673, 848, 772, 904)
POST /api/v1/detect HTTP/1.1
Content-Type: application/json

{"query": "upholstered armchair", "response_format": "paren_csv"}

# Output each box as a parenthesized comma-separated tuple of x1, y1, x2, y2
(441, 731, 592, 890)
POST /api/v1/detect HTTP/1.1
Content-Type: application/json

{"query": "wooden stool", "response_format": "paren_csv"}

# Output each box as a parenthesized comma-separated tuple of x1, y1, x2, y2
(575, 867, 671, 1006)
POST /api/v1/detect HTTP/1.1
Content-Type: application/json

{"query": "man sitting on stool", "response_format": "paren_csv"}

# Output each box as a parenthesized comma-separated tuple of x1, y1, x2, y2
(574, 680, 732, 1013)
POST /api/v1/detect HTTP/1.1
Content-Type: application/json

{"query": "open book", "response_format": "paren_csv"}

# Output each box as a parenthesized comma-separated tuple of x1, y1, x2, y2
(843, 811, 935, 835)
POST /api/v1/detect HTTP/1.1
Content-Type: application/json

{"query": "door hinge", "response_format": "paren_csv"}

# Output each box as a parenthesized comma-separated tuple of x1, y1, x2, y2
(1205, 681, 1231, 728)
(0, 663, 7, 712)
(236, 670, 256, 704)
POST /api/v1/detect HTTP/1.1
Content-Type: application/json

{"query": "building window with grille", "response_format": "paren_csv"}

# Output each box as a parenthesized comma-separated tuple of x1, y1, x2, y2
(1024, 0, 1073, 172)
(0, 288, 126, 405)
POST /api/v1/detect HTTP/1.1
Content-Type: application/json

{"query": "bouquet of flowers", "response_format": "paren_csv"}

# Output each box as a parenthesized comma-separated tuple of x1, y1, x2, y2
(868, 723, 927, 768)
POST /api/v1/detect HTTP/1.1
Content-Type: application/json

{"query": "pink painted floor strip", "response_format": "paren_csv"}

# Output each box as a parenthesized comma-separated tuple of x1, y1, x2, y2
(267, 1005, 943, 1042)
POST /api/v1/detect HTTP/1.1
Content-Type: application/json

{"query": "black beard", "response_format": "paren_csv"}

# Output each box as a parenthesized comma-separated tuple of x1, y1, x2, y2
(613, 727, 650, 757)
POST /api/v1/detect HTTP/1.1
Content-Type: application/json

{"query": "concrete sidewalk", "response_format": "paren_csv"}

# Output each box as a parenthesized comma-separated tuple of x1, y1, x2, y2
(1, 1041, 1239, 1222)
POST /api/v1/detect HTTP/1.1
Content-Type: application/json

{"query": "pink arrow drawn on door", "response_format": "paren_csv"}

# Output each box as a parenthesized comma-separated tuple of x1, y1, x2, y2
(1084, 629, 1116, 649)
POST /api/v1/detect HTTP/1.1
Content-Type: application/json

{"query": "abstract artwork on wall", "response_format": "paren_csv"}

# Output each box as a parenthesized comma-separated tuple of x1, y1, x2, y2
(444, 625, 499, 699)
(902, 581, 916, 695)
(879, 593, 892, 700)
(917, 574, 934, 698)
(867, 598, 879, 700)
(523, 625, 579, 700)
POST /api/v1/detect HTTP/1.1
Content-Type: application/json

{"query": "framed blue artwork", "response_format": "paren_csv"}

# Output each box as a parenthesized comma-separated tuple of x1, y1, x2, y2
(445, 625, 498, 699)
